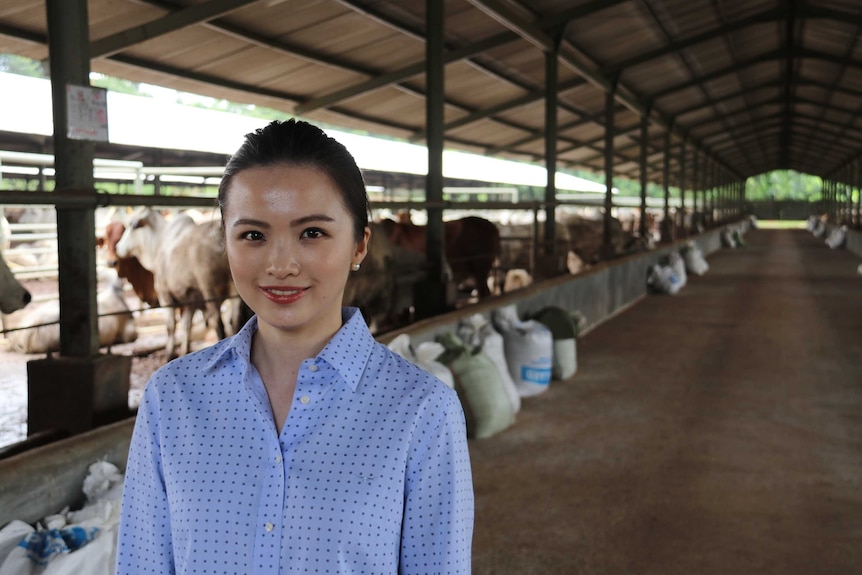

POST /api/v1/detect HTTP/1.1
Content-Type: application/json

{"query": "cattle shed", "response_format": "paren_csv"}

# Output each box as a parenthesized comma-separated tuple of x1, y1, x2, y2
(1, 1, 862, 573)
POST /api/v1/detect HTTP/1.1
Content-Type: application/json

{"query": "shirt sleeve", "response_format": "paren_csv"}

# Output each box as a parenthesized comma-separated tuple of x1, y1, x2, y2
(116, 378, 176, 575)
(400, 387, 474, 575)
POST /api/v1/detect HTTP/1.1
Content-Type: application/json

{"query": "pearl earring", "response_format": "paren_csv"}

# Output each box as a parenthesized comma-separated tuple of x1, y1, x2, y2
(351, 263, 361, 271)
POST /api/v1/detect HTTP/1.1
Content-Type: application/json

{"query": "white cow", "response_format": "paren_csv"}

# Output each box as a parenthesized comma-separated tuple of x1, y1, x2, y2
(5, 279, 136, 354)
(115, 208, 234, 358)
(0, 247, 31, 314)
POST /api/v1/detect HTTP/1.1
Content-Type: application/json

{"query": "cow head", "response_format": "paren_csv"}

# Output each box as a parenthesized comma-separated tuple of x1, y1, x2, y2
(0, 250, 31, 314)
(115, 208, 165, 272)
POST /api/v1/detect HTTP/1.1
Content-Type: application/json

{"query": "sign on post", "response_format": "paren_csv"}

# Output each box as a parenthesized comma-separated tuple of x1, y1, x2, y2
(66, 84, 109, 142)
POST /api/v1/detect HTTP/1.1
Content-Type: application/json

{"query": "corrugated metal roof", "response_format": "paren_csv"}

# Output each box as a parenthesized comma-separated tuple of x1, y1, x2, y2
(1, 0, 861, 187)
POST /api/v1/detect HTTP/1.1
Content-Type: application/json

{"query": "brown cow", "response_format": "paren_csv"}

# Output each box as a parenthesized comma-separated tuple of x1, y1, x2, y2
(560, 214, 631, 264)
(97, 222, 159, 307)
(377, 215, 501, 299)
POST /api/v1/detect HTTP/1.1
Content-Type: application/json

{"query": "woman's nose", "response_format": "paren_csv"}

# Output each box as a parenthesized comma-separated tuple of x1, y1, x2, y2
(267, 250, 300, 278)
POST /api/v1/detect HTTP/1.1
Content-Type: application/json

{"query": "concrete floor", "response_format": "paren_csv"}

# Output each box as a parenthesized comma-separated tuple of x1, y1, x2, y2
(469, 228, 862, 575)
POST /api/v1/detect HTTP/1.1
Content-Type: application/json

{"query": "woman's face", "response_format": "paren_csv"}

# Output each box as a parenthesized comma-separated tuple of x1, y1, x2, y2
(222, 163, 369, 338)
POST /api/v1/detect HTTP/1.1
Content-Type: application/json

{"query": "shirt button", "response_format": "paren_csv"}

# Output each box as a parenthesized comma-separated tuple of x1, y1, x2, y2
(308, 364, 319, 372)
(275, 454, 282, 463)
(264, 522, 274, 532)
(300, 396, 311, 405)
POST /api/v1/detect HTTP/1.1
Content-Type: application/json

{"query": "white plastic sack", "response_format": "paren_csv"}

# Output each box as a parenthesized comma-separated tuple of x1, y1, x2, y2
(0, 461, 124, 575)
(825, 225, 847, 249)
(552, 338, 577, 380)
(682, 244, 709, 276)
(747, 215, 759, 229)
(387, 333, 455, 389)
(492, 306, 553, 397)
(647, 264, 683, 295)
(720, 228, 737, 248)
(668, 251, 688, 289)
(457, 314, 520, 413)
(812, 220, 826, 238)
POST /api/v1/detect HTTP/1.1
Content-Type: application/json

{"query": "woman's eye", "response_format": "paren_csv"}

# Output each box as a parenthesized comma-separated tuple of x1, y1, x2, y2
(301, 227, 326, 239)
(240, 230, 264, 241)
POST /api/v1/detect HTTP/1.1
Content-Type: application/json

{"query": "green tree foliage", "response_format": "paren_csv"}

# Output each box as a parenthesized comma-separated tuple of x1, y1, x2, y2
(0, 54, 47, 77)
(745, 170, 822, 201)
(90, 74, 144, 96)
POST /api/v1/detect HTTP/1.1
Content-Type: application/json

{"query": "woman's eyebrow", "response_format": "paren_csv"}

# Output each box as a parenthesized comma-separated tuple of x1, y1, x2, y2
(291, 214, 336, 226)
(232, 218, 270, 228)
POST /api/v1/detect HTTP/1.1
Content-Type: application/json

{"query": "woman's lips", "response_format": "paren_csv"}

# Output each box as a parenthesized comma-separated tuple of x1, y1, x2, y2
(260, 286, 308, 304)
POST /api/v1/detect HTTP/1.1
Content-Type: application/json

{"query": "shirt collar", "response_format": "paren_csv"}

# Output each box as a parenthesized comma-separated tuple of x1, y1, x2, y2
(203, 307, 374, 392)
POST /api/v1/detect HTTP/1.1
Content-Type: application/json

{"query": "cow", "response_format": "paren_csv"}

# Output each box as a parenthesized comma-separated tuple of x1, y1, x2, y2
(5, 279, 136, 354)
(97, 221, 159, 307)
(495, 220, 581, 279)
(376, 215, 501, 299)
(561, 214, 631, 264)
(0, 247, 31, 314)
(115, 208, 235, 358)
(343, 222, 432, 333)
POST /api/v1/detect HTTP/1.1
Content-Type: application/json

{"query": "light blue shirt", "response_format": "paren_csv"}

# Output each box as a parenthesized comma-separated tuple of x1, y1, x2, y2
(117, 307, 473, 574)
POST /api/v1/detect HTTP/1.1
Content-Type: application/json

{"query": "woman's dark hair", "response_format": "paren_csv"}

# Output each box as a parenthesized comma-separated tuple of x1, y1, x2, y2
(218, 119, 370, 242)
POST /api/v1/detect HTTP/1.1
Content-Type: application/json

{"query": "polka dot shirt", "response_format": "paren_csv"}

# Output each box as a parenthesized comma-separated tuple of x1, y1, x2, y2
(116, 307, 474, 574)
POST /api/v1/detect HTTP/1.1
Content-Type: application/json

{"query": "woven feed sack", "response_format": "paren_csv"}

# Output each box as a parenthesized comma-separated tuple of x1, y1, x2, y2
(491, 305, 553, 397)
(825, 225, 847, 249)
(529, 306, 579, 381)
(436, 332, 514, 439)
(647, 264, 682, 295)
(387, 333, 455, 389)
(456, 313, 521, 414)
(682, 243, 709, 276)
(667, 251, 687, 289)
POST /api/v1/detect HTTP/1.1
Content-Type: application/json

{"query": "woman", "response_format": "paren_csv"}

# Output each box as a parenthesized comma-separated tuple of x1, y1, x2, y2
(116, 119, 474, 574)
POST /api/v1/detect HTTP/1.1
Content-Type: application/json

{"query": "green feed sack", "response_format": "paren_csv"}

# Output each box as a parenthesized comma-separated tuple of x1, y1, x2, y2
(437, 332, 514, 439)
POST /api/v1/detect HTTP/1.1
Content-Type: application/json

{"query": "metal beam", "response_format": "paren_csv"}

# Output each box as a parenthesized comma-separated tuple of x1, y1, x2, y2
(603, 7, 787, 75)
(90, 0, 258, 59)
(294, 31, 517, 114)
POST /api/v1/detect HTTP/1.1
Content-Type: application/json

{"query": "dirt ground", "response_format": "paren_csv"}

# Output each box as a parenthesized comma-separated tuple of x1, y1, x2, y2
(469, 228, 862, 574)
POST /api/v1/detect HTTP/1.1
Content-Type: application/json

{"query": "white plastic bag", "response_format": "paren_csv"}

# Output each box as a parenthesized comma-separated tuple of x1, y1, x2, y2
(667, 251, 688, 290)
(0, 461, 124, 575)
(647, 264, 683, 295)
(682, 243, 709, 276)
(720, 228, 737, 248)
(492, 306, 553, 397)
(825, 225, 846, 249)
(387, 333, 455, 389)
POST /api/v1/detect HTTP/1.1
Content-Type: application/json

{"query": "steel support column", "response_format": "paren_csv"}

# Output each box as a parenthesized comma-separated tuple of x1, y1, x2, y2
(661, 127, 672, 241)
(416, 0, 447, 318)
(638, 114, 648, 239)
(46, 0, 98, 357)
(692, 149, 699, 229)
(679, 140, 686, 233)
(543, 39, 559, 263)
(856, 159, 861, 226)
(28, 0, 132, 439)
(603, 86, 616, 254)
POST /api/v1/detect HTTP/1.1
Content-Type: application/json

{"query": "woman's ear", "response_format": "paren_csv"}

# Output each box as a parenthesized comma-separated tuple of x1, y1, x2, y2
(354, 226, 371, 264)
